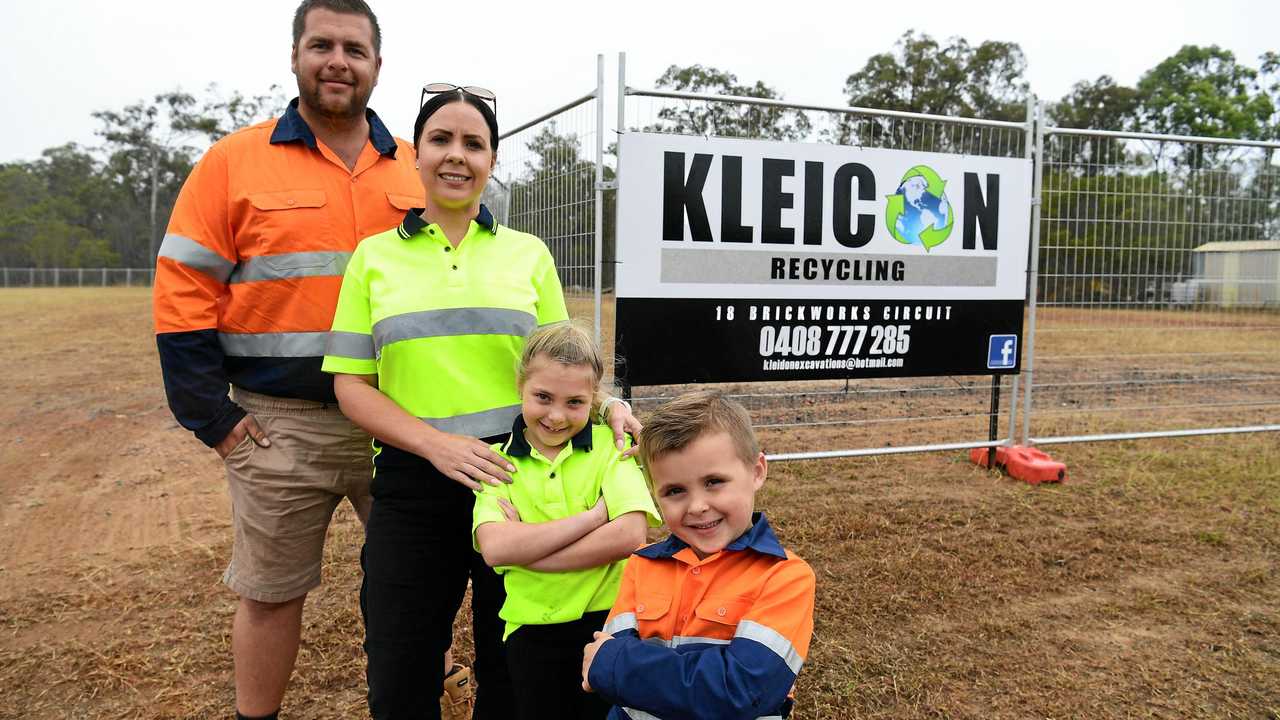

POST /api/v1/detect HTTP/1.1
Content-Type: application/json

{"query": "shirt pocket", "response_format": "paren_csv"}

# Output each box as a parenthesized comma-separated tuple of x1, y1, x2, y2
(634, 592, 672, 624)
(386, 191, 422, 212)
(694, 595, 753, 629)
(243, 189, 333, 255)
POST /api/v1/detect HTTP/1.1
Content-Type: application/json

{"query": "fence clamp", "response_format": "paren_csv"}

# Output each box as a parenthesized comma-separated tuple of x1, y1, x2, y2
(595, 180, 618, 191)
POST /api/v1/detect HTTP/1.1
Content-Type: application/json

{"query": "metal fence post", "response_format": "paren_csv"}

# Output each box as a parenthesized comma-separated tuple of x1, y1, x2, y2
(1020, 100, 1047, 444)
(593, 54, 605, 343)
(1006, 95, 1036, 444)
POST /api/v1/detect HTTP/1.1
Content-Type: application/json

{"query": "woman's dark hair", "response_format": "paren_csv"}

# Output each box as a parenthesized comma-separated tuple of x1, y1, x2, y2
(412, 91, 500, 152)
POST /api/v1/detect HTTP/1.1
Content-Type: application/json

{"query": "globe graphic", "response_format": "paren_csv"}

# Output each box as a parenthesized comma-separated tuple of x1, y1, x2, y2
(885, 165, 953, 251)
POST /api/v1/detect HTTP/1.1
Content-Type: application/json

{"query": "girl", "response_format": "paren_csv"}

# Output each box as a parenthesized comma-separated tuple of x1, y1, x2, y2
(473, 323, 660, 720)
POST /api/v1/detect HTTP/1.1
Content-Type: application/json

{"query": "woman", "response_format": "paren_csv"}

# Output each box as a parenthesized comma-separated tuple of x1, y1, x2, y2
(322, 86, 639, 719)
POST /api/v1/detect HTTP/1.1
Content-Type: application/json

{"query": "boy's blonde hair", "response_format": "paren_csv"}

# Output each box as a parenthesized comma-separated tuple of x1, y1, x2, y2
(517, 321, 605, 399)
(638, 390, 760, 477)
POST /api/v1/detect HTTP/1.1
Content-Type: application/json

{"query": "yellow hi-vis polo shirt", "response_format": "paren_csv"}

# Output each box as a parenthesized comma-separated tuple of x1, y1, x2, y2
(322, 206, 568, 439)
(473, 416, 661, 640)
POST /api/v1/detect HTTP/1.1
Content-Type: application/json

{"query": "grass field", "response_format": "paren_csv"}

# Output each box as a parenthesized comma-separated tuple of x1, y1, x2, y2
(1, 288, 1277, 719)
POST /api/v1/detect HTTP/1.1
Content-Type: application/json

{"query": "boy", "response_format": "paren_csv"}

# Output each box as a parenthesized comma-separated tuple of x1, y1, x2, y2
(581, 390, 816, 719)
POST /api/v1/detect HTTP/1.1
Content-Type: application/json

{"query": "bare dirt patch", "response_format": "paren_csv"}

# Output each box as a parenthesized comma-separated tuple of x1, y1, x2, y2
(1, 288, 1277, 719)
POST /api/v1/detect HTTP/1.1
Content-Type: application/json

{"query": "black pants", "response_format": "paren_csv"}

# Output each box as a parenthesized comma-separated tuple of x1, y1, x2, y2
(505, 611, 612, 720)
(361, 442, 514, 719)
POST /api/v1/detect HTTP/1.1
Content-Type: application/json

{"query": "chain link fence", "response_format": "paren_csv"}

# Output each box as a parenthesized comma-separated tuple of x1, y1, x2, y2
(489, 62, 605, 336)
(1024, 126, 1280, 445)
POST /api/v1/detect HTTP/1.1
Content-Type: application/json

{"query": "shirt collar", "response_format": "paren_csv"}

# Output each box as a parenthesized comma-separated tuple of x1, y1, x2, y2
(396, 205, 498, 239)
(269, 97, 399, 157)
(635, 512, 787, 561)
(500, 413, 594, 458)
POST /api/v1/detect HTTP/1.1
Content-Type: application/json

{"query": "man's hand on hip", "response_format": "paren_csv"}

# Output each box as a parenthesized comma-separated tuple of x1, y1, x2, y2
(215, 414, 271, 459)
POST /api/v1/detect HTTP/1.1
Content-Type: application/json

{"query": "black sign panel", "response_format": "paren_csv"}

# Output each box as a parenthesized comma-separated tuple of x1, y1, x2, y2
(615, 297, 1024, 386)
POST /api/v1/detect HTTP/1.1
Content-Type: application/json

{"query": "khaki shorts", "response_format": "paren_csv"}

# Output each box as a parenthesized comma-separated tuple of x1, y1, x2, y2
(222, 387, 373, 603)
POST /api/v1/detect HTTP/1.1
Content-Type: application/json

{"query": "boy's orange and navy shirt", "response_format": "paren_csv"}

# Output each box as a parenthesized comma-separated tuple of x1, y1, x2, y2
(588, 513, 815, 720)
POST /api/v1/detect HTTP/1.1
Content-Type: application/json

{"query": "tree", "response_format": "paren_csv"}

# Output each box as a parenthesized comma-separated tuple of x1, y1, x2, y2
(1137, 46, 1274, 142)
(836, 31, 1029, 154)
(91, 84, 285, 266)
(92, 91, 205, 266)
(1047, 76, 1141, 171)
(172, 83, 287, 144)
(0, 146, 122, 268)
(645, 64, 812, 141)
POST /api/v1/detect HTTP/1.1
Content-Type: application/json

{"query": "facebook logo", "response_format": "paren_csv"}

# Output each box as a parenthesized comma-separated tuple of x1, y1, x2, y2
(987, 335, 1018, 369)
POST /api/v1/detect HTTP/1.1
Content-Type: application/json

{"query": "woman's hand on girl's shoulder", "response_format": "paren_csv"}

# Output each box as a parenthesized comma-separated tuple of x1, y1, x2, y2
(604, 399, 643, 459)
(419, 431, 515, 491)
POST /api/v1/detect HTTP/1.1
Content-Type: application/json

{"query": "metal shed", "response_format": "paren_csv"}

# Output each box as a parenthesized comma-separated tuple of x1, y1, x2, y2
(1188, 240, 1280, 308)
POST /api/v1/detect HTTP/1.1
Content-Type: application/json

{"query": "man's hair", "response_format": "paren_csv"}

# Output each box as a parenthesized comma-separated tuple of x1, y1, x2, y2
(292, 0, 382, 55)
(638, 390, 760, 476)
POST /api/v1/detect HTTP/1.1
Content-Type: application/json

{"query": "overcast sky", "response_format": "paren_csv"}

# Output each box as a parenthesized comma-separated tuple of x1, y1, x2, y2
(1, 0, 1275, 163)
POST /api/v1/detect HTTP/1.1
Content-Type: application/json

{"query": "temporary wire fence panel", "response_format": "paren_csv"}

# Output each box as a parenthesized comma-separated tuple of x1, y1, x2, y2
(1027, 130, 1280, 444)
(491, 92, 602, 321)
(618, 89, 1031, 458)
(1, 267, 155, 287)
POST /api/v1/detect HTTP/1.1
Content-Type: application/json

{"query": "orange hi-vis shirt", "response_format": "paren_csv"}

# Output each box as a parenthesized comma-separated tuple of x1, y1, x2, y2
(587, 513, 815, 719)
(153, 99, 424, 446)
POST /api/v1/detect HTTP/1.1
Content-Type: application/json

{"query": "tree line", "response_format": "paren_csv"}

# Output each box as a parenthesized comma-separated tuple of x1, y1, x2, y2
(2, 32, 1277, 287)
(0, 85, 284, 268)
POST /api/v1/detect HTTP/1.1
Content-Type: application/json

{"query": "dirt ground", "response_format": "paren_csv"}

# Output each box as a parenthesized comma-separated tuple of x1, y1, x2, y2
(1, 288, 1277, 719)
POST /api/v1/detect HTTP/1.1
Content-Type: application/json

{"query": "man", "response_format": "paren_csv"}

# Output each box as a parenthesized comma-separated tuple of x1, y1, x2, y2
(153, 2, 425, 717)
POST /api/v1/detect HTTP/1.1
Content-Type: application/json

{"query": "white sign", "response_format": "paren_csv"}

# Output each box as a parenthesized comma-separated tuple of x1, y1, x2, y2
(613, 132, 1033, 385)
(616, 132, 1032, 302)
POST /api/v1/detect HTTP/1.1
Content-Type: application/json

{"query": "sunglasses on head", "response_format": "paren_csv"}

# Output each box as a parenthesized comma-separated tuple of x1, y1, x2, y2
(420, 83, 497, 116)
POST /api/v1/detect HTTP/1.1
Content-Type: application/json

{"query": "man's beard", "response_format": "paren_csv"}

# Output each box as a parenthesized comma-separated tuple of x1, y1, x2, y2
(300, 80, 370, 121)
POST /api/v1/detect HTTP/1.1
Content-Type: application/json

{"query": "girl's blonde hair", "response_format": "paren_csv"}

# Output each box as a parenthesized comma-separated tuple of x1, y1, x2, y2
(517, 322, 607, 401)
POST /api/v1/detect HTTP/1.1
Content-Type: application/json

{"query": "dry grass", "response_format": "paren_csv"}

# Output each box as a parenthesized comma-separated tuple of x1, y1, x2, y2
(1, 288, 1278, 719)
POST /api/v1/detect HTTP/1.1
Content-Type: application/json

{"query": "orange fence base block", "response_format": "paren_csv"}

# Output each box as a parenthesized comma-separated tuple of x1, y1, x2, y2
(968, 445, 1067, 485)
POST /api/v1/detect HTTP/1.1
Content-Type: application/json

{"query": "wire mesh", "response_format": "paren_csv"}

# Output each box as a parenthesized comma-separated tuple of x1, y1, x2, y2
(1028, 131, 1280, 442)
(491, 94, 601, 318)
(618, 91, 1030, 457)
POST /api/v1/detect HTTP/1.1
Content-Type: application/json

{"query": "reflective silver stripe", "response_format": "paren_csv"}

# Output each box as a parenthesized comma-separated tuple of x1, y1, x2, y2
(421, 404, 520, 438)
(622, 708, 779, 720)
(735, 620, 803, 675)
(602, 612, 637, 636)
(373, 307, 537, 353)
(667, 635, 730, 648)
(158, 234, 234, 283)
(326, 331, 375, 360)
(219, 331, 329, 358)
(228, 251, 351, 283)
